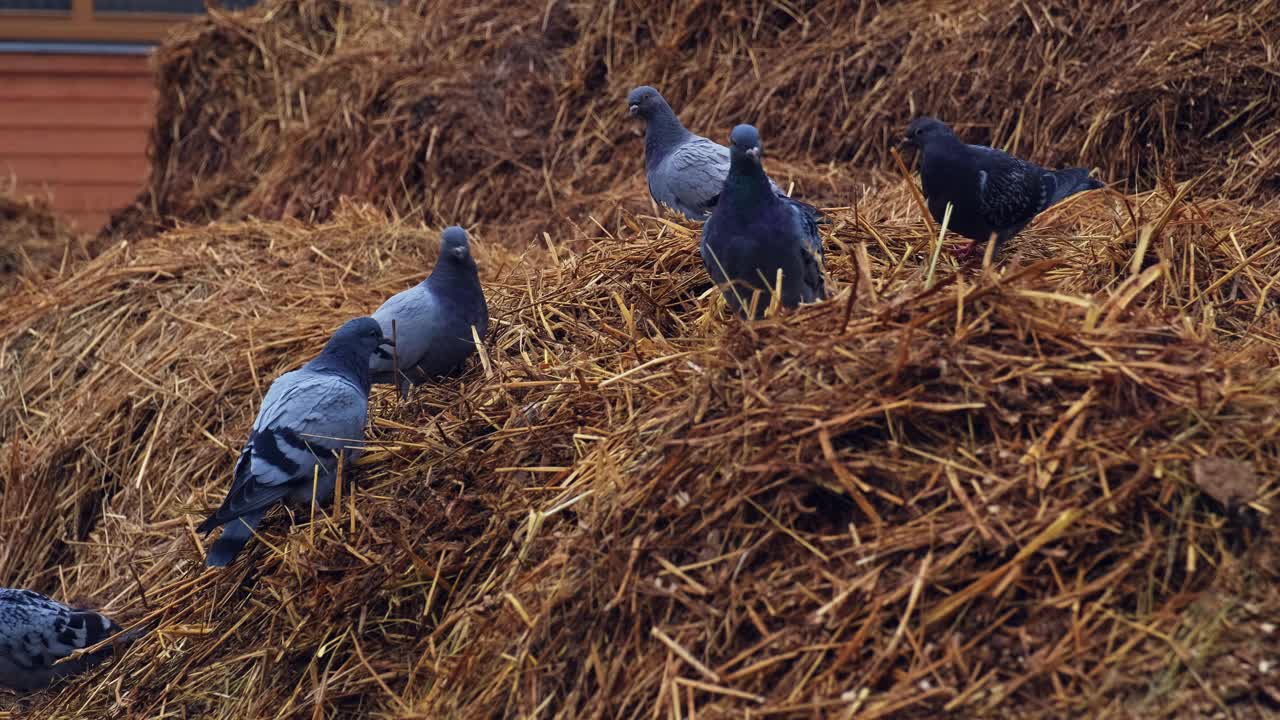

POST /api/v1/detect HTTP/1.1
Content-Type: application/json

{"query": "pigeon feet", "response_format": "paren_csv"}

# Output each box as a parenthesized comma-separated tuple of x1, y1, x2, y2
(949, 240, 978, 260)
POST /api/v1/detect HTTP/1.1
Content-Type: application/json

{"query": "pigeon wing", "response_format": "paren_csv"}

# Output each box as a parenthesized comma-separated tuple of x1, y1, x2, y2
(1042, 167, 1103, 209)
(0, 590, 120, 690)
(199, 370, 368, 531)
(968, 144, 1045, 231)
(651, 136, 731, 219)
(789, 201, 826, 301)
(370, 284, 441, 378)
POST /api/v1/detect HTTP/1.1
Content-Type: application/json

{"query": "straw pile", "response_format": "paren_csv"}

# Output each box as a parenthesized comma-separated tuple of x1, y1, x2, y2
(4, 181, 1279, 716)
(4, 0, 1280, 717)
(0, 189, 94, 290)
(103, 0, 1279, 241)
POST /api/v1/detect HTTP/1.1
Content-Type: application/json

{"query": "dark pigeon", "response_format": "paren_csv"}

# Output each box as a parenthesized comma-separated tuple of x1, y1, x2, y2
(627, 86, 823, 223)
(0, 588, 127, 691)
(197, 316, 390, 567)
(700, 124, 826, 319)
(903, 116, 1103, 257)
(368, 226, 488, 396)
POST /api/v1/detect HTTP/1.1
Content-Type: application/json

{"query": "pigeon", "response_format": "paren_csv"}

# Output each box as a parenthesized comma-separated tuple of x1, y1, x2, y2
(903, 116, 1104, 257)
(369, 226, 488, 394)
(197, 316, 391, 567)
(700, 124, 826, 319)
(0, 588, 126, 691)
(627, 86, 823, 223)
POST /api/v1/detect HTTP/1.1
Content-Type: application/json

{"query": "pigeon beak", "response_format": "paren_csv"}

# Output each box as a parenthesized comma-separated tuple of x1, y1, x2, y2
(746, 147, 761, 161)
(628, 104, 639, 116)
(379, 336, 395, 349)
(451, 246, 468, 260)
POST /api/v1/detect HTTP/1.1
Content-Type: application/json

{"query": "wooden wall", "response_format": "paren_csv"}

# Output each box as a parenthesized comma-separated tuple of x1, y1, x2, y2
(0, 52, 154, 231)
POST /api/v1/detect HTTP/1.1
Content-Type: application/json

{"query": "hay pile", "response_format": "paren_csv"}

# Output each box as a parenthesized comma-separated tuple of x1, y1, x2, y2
(0, 202, 537, 589)
(4, 182, 1279, 716)
(4, 0, 1280, 716)
(0, 189, 94, 290)
(104, 0, 1279, 241)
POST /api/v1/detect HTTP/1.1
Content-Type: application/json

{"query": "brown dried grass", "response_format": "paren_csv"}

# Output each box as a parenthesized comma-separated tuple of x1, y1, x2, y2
(3, 0, 1280, 717)
(3, 181, 1279, 717)
(0, 188, 94, 291)
(102, 0, 1279, 242)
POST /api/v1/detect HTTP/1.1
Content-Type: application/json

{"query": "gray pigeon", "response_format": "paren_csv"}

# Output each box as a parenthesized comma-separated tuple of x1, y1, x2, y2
(627, 86, 823, 222)
(0, 588, 125, 691)
(701, 124, 826, 319)
(369, 226, 488, 392)
(903, 117, 1104, 258)
(197, 316, 390, 567)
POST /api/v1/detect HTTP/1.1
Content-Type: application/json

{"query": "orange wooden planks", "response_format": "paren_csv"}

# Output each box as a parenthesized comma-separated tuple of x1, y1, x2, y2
(0, 51, 154, 231)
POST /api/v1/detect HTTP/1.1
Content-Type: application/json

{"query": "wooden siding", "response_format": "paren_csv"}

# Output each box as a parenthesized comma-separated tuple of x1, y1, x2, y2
(0, 52, 154, 231)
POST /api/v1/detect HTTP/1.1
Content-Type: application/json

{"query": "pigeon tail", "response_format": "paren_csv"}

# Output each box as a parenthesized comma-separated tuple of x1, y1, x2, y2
(111, 624, 148, 646)
(195, 513, 219, 535)
(73, 610, 121, 647)
(1043, 168, 1102, 210)
(205, 509, 266, 567)
(196, 476, 291, 536)
(65, 612, 125, 669)
(36, 609, 127, 684)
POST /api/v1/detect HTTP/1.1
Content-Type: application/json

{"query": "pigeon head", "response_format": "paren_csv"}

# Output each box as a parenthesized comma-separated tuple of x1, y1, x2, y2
(441, 226, 471, 260)
(427, 225, 483, 296)
(729, 124, 763, 164)
(627, 85, 669, 121)
(311, 316, 392, 387)
(329, 316, 392, 357)
(903, 117, 954, 148)
(437, 225, 478, 271)
(628, 85, 691, 164)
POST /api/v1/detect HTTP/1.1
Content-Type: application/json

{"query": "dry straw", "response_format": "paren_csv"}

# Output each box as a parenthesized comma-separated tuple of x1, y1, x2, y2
(2, 0, 1280, 717)
(100, 0, 1278, 242)
(0, 188, 97, 291)
(3, 181, 1279, 717)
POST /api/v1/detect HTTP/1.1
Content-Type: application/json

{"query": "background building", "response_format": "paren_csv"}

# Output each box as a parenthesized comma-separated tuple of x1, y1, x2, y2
(1, 0, 249, 229)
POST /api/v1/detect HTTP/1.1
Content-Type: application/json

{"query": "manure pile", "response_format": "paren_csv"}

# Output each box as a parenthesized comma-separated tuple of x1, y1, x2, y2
(2, 0, 1279, 718)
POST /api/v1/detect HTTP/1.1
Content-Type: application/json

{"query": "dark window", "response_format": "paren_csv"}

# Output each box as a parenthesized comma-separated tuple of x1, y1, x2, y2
(0, 0, 73, 10)
(94, 0, 200, 11)
(92, 0, 256, 12)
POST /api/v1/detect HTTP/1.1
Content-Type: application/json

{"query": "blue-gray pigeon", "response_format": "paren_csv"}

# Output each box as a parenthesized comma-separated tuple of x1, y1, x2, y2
(369, 226, 488, 394)
(700, 124, 826, 319)
(903, 117, 1104, 258)
(197, 316, 390, 567)
(0, 588, 126, 691)
(627, 86, 823, 223)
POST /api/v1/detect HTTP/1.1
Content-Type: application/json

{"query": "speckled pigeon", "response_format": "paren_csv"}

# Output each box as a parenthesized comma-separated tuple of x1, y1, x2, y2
(627, 86, 823, 223)
(0, 588, 126, 691)
(197, 316, 390, 567)
(368, 226, 488, 396)
(700, 124, 826, 319)
(903, 116, 1103, 257)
